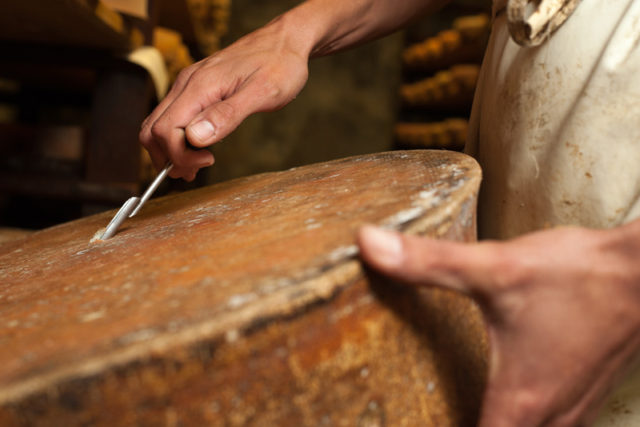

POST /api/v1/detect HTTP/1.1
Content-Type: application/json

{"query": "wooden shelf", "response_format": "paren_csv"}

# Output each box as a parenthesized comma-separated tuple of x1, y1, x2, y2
(395, 5, 490, 152)
(0, 0, 131, 52)
(0, 0, 202, 226)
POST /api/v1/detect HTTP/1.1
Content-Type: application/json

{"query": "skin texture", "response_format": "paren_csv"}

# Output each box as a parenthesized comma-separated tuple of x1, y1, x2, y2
(139, 0, 640, 423)
(358, 224, 640, 426)
(139, 0, 446, 181)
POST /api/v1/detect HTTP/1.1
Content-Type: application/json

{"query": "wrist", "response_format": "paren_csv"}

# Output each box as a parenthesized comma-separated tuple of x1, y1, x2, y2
(275, 0, 372, 59)
(269, 0, 449, 59)
(263, 5, 322, 61)
(275, 0, 403, 58)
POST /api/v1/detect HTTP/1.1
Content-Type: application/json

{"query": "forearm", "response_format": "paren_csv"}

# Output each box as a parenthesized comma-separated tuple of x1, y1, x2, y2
(139, 0, 448, 178)
(269, 0, 448, 58)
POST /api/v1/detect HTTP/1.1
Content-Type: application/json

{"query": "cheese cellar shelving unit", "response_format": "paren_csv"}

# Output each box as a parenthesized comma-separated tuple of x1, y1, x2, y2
(395, 1, 491, 152)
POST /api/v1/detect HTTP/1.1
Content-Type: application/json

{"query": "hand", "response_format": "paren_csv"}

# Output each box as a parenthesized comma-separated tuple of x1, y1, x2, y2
(139, 17, 310, 181)
(357, 224, 640, 426)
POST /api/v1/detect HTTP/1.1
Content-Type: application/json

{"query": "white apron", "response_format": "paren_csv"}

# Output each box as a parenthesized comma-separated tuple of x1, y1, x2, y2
(467, 0, 640, 423)
(468, 0, 640, 240)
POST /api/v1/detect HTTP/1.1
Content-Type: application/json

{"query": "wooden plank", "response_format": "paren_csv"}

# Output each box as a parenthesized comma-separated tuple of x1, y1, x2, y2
(0, 150, 487, 425)
(0, 0, 130, 51)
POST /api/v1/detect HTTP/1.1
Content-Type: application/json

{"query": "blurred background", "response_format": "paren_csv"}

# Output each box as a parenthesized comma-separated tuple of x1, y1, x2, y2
(0, 0, 489, 240)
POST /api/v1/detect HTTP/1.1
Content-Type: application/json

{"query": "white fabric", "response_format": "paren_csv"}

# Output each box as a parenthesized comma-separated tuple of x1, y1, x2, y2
(469, 1, 640, 424)
(468, 0, 640, 240)
(595, 363, 640, 426)
(127, 46, 170, 99)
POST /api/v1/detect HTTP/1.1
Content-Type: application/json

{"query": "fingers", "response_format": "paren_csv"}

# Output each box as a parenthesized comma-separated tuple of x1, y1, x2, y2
(139, 66, 199, 172)
(140, 70, 286, 180)
(140, 98, 216, 179)
(186, 98, 244, 148)
(356, 226, 543, 426)
(139, 35, 309, 181)
(185, 72, 301, 148)
(357, 225, 501, 296)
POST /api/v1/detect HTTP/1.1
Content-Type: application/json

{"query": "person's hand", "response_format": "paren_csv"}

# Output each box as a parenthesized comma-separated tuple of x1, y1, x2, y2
(139, 18, 310, 181)
(357, 224, 640, 426)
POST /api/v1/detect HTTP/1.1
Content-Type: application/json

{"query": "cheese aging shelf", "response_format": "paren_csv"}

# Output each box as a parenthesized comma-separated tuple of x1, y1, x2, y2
(394, 2, 491, 152)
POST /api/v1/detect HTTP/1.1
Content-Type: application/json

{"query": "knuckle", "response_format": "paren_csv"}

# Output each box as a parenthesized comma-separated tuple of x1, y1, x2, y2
(190, 66, 210, 81)
(187, 68, 204, 86)
(140, 116, 150, 131)
(260, 78, 282, 100)
(139, 125, 152, 146)
(485, 244, 531, 296)
(150, 120, 169, 140)
(214, 101, 236, 123)
(175, 66, 194, 86)
(139, 131, 149, 147)
(188, 63, 218, 88)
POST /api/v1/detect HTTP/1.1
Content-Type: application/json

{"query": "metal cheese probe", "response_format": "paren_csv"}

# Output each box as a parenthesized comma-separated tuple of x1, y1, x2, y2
(100, 162, 174, 240)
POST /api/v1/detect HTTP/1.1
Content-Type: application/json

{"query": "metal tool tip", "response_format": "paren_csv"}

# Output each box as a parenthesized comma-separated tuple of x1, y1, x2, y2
(101, 197, 140, 240)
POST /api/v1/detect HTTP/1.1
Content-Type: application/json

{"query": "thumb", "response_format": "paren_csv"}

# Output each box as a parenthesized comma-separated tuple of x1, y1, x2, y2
(185, 81, 292, 147)
(185, 98, 242, 148)
(357, 225, 499, 296)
